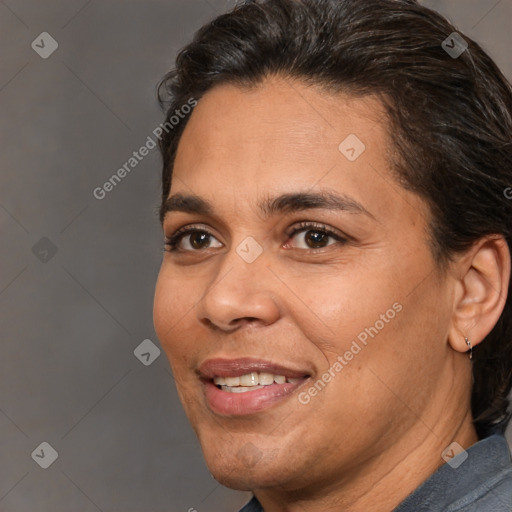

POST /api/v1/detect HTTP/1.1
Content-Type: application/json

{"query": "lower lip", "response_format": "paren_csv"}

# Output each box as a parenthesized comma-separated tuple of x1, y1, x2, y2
(203, 379, 307, 416)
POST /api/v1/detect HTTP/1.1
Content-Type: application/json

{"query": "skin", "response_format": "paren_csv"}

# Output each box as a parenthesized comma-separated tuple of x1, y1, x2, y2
(153, 77, 510, 511)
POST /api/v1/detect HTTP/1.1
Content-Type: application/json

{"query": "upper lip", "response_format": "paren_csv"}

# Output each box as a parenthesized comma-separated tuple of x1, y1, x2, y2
(197, 357, 311, 380)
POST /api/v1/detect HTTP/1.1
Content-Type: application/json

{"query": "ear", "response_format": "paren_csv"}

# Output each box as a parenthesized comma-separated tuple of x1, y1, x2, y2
(448, 235, 511, 354)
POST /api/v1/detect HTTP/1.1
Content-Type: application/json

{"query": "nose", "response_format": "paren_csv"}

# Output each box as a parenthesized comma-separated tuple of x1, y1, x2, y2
(196, 245, 281, 332)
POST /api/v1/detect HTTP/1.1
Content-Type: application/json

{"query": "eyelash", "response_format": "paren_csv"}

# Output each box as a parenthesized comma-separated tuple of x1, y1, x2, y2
(164, 222, 348, 253)
(165, 225, 216, 253)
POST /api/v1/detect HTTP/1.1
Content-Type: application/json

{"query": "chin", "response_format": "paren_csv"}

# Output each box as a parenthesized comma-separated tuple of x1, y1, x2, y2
(202, 442, 289, 491)
(210, 469, 255, 491)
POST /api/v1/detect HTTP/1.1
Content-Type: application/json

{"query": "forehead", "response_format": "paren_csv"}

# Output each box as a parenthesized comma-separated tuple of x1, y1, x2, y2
(169, 77, 428, 231)
(175, 77, 387, 173)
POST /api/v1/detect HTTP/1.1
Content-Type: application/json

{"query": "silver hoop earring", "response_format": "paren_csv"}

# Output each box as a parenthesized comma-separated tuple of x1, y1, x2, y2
(464, 337, 473, 360)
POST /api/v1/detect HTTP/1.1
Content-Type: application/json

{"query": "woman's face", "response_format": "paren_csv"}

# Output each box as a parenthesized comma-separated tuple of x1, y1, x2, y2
(153, 78, 457, 493)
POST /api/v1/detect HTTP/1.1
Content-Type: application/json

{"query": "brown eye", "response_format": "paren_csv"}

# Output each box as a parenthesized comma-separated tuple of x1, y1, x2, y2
(286, 223, 346, 251)
(165, 228, 223, 252)
(190, 232, 212, 250)
(304, 230, 330, 249)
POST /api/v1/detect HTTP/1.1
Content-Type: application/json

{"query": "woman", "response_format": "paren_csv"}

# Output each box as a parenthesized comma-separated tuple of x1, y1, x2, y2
(153, 0, 512, 510)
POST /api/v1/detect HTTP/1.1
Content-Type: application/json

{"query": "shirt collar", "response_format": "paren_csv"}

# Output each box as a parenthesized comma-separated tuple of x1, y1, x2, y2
(394, 434, 512, 511)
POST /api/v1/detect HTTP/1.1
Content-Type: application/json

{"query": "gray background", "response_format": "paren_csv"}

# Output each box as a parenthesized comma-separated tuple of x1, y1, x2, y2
(0, 1, 511, 511)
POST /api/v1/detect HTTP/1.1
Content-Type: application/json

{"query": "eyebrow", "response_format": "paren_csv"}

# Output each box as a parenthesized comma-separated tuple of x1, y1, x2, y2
(160, 190, 374, 223)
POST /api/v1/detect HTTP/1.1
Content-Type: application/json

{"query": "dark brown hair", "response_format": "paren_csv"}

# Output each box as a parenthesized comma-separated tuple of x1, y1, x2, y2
(157, 0, 512, 438)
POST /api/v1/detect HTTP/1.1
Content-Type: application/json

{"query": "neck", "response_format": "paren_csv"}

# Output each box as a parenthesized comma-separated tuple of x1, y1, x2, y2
(254, 409, 478, 512)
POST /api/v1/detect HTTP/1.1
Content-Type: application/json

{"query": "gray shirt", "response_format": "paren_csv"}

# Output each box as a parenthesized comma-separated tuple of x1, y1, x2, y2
(238, 434, 512, 511)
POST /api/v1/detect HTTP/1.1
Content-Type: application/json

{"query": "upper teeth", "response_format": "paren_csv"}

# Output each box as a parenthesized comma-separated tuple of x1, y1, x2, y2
(214, 372, 299, 387)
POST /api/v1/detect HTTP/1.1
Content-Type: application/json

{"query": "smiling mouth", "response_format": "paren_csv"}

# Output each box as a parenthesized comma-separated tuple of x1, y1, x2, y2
(213, 372, 305, 393)
(198, 357, 312, 415)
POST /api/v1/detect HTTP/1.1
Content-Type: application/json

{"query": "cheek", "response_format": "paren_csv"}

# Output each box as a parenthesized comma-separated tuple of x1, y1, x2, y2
(290, 254, 445, 411)
(286, 265, 398, 359)
(153, 267, 197, 362)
